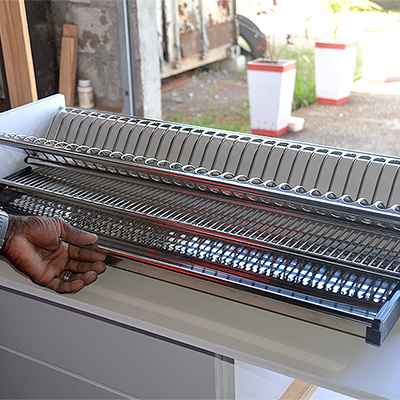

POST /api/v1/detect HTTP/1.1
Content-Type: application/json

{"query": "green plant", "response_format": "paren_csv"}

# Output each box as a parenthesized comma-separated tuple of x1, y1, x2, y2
(164, 100, 251, 133)
(263, 34, 295, 63)
(322, 0, 382, 38)
(353, 46, 363, 81)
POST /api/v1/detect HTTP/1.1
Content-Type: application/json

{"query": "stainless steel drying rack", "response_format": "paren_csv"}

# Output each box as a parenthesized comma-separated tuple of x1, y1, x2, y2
(1, 107, 400, 345)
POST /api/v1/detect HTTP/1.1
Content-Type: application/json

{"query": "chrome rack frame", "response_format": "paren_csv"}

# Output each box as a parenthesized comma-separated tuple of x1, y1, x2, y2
(1, 132, 400, 232)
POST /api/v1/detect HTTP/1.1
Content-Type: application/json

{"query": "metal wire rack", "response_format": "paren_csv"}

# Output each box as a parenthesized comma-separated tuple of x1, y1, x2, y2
(1, 106, 400, 345)
(4, 165, 400, 279)
(44, 107, 400, 207)
(1, 107, 400, 231)
(2, 189, 397, 316)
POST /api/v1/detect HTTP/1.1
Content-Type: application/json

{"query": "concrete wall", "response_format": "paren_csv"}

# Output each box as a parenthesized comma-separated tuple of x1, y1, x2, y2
(375, 0, 400, 10)
(52, 0, 123, 110)
(50, 0, 161, 119)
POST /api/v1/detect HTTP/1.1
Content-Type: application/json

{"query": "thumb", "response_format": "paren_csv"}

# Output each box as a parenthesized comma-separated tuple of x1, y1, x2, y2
(58, 218, 98, 246)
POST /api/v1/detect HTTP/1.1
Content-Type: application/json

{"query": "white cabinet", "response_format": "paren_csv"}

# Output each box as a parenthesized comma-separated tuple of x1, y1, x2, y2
(0, 288, 231, 399)
(1, 260, 399, 400)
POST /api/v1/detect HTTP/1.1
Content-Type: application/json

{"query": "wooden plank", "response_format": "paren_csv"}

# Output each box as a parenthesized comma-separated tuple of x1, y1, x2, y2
(279, 380, 318, 400)
(58, 24, 78, 106)
(63, 24, 79, 39)
(161, 75, 191, 93)
(0, 0, 38, 108)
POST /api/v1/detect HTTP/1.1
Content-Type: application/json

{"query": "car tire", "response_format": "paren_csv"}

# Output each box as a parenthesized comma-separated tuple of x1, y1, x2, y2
(237, 14, 266, 59)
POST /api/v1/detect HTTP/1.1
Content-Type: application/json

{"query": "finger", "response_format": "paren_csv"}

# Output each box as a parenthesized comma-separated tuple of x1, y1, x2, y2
(58, 218, 99, 247)
(48, 277, 85, 294)
(65, 259, 106, 274)
(64, 270, 99, 286)
(49, 271, 99, 294)
(68, 243, 107, 262)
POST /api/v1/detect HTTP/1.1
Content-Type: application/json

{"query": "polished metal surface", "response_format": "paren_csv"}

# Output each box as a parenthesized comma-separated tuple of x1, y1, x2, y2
(2, 107, 400, 232)
(44, 108, 400, 207)
(3, 166, 400, 280)
(1, 106, 400, 345)
(1, 166, 399, 331)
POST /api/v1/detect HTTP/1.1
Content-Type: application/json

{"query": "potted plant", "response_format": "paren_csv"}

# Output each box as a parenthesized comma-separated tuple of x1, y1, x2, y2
(247, 32, 297, 137)
(314, 0, 382, 105)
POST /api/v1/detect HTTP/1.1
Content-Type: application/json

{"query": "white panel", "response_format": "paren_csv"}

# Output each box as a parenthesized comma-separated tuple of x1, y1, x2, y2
(0, 94, 65, 178)
(0, 288, 219, 399)
(0, 347, 129, 399)
(247, 66, 295, 132)
(1, 258, 400, 400)
(315, 46, 357, 101)
(235, 360, 294, 400)
(312, 386, 356, 400)
(248, 69, 283, 131)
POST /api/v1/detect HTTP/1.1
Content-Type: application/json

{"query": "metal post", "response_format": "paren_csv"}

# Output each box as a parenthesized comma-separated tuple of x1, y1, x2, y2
(116, 0, 136, 116)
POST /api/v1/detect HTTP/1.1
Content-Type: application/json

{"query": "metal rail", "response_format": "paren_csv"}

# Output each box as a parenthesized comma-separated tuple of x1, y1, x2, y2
(44, 107, 400, 208)
(0, 186, 394, 314)
(2, 107, 400, 345)
(3, 166, 400, 280)
(1, 132, 400, 232)
(1, 165, 399, 307)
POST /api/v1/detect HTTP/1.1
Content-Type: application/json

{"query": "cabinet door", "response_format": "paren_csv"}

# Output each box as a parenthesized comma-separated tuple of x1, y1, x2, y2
(0, 288, 230, 399)
(0, 348, 128, 399)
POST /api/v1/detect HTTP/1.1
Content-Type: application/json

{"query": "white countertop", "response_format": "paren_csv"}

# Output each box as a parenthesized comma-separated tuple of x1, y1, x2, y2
(1, 258, 399, 400)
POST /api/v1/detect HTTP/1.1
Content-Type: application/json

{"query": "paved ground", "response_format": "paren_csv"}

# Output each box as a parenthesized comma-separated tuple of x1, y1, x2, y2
(286, 79, 400, 158)
(162, 71, 400, 159)
(162, 70, 248, 120)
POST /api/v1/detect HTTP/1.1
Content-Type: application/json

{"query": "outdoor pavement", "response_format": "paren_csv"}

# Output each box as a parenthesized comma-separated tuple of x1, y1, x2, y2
(285, 79, 400, 158)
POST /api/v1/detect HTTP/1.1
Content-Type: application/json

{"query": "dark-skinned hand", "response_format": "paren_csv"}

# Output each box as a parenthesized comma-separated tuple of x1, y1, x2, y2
(0, 215, 106, 293)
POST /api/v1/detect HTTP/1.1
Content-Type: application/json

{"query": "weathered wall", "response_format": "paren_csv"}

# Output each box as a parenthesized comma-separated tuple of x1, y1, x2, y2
(51, 0, 123, 110)
(374, 0, 400, 10)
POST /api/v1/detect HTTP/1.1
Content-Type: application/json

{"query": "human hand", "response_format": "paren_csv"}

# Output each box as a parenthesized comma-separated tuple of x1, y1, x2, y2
(0, 215, 106, 293)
